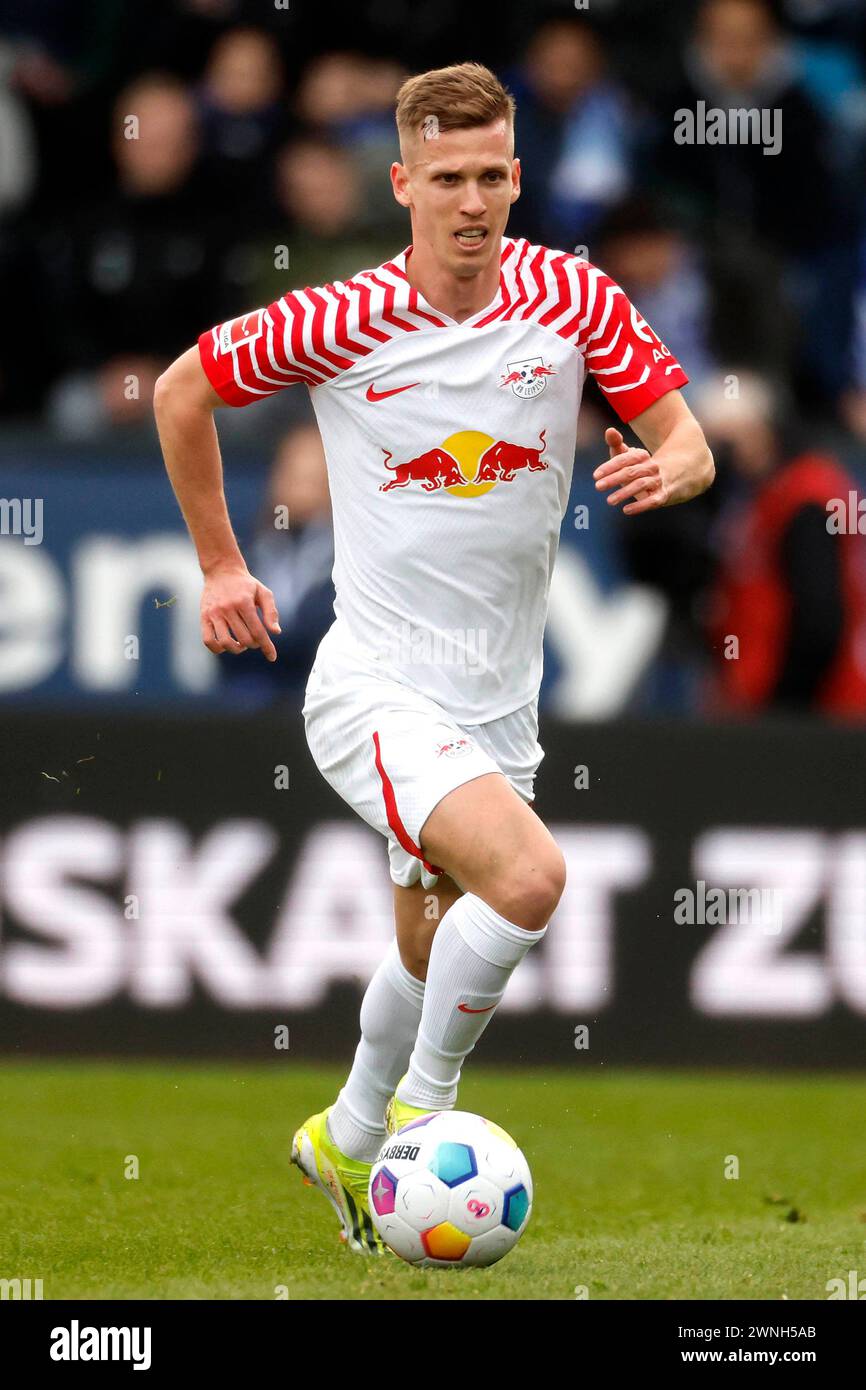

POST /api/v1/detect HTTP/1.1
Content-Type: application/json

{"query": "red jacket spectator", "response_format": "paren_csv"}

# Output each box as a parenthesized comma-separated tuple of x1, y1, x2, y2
(709, 453, 866, 716)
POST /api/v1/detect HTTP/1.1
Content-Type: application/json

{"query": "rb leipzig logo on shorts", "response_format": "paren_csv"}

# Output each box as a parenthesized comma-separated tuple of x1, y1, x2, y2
(435, 736, 474, 759)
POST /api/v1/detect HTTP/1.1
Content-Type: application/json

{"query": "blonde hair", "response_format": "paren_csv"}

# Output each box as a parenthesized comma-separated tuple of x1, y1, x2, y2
(395, 62, 515, 148)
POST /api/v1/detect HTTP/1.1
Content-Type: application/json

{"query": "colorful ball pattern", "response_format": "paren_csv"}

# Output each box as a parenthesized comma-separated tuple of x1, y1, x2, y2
(368, 1110, 532, 1268)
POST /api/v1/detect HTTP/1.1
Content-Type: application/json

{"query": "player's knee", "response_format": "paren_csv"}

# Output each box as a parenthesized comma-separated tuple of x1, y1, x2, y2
(496, 846, 566, 932)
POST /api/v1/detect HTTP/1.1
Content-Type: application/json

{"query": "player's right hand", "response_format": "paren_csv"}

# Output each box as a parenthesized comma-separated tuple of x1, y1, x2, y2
(200, 562, 281, 662)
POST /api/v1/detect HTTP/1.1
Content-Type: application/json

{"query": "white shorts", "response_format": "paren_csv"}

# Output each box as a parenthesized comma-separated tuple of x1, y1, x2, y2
(302, 630, 544, 889)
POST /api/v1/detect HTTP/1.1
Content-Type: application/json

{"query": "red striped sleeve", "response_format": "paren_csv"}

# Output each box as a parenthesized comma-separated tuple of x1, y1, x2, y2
(574, 262, 688, 422)
(198, 298, 322, 406)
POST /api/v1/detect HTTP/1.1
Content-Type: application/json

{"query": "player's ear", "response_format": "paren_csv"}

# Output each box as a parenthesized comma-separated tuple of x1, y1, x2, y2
(391, 161, 411, 208)
(510, 156, 521, 204)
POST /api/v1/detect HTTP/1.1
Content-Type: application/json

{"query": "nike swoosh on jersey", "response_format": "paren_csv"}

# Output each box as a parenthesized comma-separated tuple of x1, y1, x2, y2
(366, 381, 420, 401)
(457, 1002, 497, 1014)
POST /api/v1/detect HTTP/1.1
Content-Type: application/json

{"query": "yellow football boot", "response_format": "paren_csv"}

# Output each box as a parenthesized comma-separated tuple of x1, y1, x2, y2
(384, 1074, 439, 1137)
(291, 1107, 387, 1255)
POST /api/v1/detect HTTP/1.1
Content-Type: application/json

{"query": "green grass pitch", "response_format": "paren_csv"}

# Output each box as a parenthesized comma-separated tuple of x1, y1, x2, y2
(1, 1061, 863, 1300)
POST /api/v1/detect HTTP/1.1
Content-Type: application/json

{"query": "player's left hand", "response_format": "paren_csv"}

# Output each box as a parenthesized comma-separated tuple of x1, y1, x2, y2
(593, 428, 671, 516)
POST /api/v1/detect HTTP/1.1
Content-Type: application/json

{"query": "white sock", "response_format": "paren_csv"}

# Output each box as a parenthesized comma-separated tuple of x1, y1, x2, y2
(397, 893, 547, 1111)
(328, 939, 425, 1162)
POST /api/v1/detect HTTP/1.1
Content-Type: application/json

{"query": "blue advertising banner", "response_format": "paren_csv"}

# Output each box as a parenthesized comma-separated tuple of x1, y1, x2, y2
(0, 445, 638, 711)
(0, 452, 268, 705)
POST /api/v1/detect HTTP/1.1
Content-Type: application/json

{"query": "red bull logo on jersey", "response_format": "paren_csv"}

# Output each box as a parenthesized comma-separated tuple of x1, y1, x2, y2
(498, 356, 557, 398)
(379, 429, 548, 497)
(379, 446, 464, 492)
(476, 430, 547, 482)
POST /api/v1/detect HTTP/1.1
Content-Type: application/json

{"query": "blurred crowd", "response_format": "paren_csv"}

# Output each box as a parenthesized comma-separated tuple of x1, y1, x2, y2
(2, 0, 866, 437)
(3, 0, 866, 718)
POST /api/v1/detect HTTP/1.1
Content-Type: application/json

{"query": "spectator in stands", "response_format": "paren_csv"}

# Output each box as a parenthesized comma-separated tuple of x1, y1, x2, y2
(44, 73, 221, 438)
(700, 372, 866, 717)
(652, 0, 857, 408)
(239, 136, 397, 308)
(595, 197, 796, 395)
(197, 26, 291, 224)
(781, 0, 866, 174)
(224, 422, 335, 704)
(654, 0, 838, 254)
(505, 16, 638, 248)
(595, 199, 717, 393)
(2, 0, 126, 213)
(295, 52, 407, 234)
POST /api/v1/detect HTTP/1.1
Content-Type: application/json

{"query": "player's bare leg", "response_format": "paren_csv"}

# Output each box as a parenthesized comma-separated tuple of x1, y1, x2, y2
(393, 874, 464, 981)
(387, 773, 564, 1125)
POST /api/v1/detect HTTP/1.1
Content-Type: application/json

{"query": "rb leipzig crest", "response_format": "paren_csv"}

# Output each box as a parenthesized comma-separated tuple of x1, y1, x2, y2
(498, 357, 557, 398)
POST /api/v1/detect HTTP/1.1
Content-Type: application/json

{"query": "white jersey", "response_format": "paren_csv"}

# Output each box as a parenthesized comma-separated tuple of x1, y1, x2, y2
(199, 237, 687, 723)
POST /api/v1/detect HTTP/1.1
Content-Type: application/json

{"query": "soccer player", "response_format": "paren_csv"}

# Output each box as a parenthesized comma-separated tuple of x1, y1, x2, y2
(155, 63, 714, 1254)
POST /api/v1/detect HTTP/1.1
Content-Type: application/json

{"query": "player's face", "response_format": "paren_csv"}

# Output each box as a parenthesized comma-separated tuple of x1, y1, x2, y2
(392, 120, 520, 278)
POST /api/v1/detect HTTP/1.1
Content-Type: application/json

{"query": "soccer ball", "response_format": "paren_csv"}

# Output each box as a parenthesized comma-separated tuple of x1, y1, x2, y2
(368, 1110, 532, 1268)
